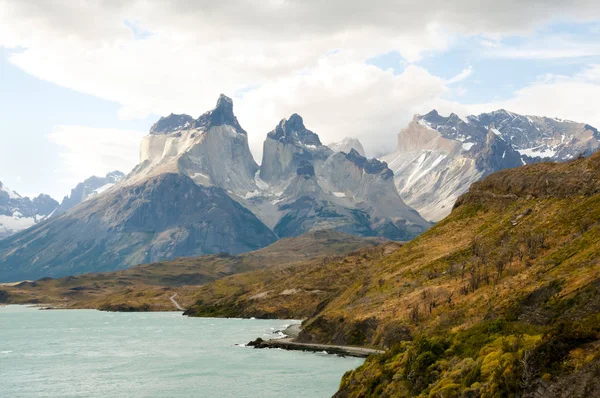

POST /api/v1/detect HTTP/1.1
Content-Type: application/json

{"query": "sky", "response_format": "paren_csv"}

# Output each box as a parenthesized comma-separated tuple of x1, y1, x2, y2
(1, 1, 599, 199)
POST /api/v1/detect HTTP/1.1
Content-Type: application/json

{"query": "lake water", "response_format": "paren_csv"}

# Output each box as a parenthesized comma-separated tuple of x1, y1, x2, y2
(0, 306, 363, 397)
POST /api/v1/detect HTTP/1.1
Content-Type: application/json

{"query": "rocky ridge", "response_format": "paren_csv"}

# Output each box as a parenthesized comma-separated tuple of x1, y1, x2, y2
(383, 109, 599, 221)
(57, 170, 125, 213)
(0, 181, 58, 239)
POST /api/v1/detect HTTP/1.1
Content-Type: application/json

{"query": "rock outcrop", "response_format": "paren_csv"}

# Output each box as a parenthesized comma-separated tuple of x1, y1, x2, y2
(259, 114, 332, 184)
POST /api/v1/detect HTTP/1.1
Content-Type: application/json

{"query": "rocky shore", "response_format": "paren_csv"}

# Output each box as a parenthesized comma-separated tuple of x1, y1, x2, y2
(248, 323, 383, 358)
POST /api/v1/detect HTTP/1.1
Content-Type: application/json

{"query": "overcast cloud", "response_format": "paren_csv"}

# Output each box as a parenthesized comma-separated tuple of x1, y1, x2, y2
(1, 0, 599, 197)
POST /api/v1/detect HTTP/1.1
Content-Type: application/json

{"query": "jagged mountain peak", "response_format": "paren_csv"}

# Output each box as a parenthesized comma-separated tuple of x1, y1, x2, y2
(421, 109, 440, 119)
(195, 94, 246, 133)
(419, 109, 465, 126)
(345, 149, 393, 180)
(268, 114, 322, 147)
(58, 170, 126, 213)
(150, 113, 194, 135)
(286, 113, 306, 130)
(448, 112, 461, 121)
(216, 93, 233, 110)
(149, 95, 244, 136)
(329, 138, 365, 156)
(260, 114, 331, 183)
(384, 108, 600, 223)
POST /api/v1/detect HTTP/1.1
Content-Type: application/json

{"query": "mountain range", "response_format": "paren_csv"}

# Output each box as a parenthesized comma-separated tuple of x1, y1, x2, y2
(1, 96, 598, 282)
(0, 171, 125, 239)
(383, 109, 600, 221)
(0, 95, 429, 282)
(0, 182, 58, 239)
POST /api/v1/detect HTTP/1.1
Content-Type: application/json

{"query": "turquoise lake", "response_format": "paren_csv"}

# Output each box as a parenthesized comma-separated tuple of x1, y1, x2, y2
(0, 306, 363, 397)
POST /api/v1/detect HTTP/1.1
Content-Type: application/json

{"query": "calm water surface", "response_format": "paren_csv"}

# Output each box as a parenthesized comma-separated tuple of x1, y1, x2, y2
(0, 305, 363, 397)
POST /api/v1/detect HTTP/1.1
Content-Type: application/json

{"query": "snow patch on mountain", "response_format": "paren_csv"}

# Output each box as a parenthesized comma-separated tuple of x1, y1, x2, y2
(382, 109, 599, 221)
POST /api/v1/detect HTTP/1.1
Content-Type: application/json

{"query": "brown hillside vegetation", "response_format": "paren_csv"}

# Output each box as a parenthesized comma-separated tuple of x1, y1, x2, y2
(183, 242, 403, 319)
(0, 231, 384, 311)
(188, 153, 600, 397)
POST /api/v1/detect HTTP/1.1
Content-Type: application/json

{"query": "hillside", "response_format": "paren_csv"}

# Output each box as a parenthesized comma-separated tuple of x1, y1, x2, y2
(0, 231, 384, 311)
(186, 152, 600, 397)
(183, 242, 403, 319)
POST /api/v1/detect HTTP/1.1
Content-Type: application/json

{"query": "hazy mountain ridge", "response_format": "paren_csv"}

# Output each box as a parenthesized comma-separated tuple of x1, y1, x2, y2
(0, 181, 58, 239)
(0, 171, 126, 240)
(57, 170, 125, 213)
(0, 172, 277, 282)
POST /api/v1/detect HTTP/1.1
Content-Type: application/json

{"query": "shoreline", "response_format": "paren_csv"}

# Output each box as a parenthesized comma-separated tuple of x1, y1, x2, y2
(250, 323, 383, 358)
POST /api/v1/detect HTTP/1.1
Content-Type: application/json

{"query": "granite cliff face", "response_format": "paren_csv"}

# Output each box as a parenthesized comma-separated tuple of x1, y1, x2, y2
(383, 110, 599, 221)
(244, 115, 431, 240)
(136, 94, 259, 195)
(259, 114, 332, 184)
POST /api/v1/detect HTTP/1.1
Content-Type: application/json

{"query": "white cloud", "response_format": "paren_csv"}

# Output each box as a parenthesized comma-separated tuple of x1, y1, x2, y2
(237, 53, 454, 159)
(3, 0, 599, 124)
(446, 66, 473, 85)
(1, 0, 600, 188)
(486, 36, 600, 59)
(48, 125, 145, 187)
(468, 64, 600, 127)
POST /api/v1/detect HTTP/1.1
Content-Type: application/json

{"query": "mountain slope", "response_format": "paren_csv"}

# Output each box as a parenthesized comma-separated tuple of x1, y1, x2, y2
(187, 152, 600, 397)
(0, 173, 276, 282)
(383, 110, 599, 221)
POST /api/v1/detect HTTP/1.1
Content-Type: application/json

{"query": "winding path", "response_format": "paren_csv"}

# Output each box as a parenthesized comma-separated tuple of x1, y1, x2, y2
(169, 294, 184, 311)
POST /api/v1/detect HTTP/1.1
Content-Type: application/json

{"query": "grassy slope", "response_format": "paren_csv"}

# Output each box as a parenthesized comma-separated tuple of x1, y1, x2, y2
(183, 242, 403, 319)
(0, 231, 384, 311)
(188, 154, 600, 397)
